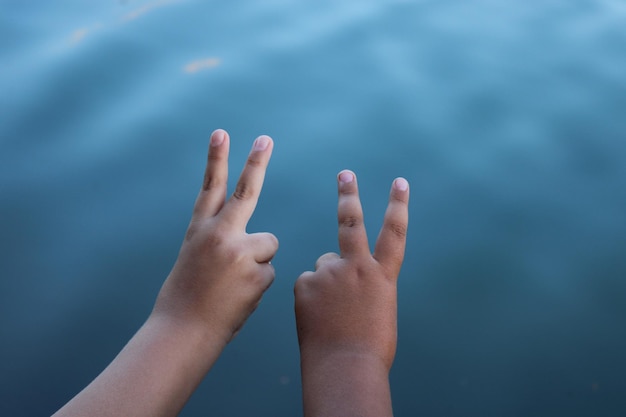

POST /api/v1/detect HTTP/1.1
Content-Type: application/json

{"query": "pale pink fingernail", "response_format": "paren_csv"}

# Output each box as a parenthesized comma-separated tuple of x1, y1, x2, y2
(338, 170, 354, 184)
(253, 136, 270, 151)
(211, 130, 225, 146)
(394, 177, 409, 191)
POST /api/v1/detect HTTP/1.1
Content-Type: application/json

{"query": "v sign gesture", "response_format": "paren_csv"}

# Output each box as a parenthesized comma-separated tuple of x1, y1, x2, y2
(154, 129, 279, 341)
(54, 130, 278, 417)
(295, 170, 410, 417)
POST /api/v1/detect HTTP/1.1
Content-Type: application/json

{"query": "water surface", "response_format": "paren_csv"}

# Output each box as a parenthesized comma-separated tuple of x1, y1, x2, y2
(1, 1, 625, 416)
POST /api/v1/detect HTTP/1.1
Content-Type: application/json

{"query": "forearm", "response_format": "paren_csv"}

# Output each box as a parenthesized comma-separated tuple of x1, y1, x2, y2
(53, 313, 228, 417)
(300, 350, 393, 417)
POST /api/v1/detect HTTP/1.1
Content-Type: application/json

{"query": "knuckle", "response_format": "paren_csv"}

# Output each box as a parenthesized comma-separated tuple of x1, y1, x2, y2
(185, 220, 216, 242)
(251, 268, 274, 289)
(315, 252, 336, 269)
(266, 269, 276, 286)
(387, 222, 408, 238)
(246, 155, 263, 168)
(267, 233, 279, 249)
(184, 217, 205, 238)
(294, 273, 312, 295)
(203, 175, 225, 191)
(339, 184, 358, 195)
(212, 234, 243, 261)
(185, 224, 199, 241)
(339, 215, 362, 228)
(223, 245, 246, 266)
(208, 151, 223, 162)
(232, 182, 254, 201)
(391, 192, 408, 203)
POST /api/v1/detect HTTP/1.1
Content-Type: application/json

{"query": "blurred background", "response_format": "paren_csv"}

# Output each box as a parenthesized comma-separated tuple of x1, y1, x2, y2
(1, 0, 625, 416)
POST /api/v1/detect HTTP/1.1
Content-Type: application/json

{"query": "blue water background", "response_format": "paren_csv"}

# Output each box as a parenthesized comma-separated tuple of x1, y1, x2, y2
(1, 1, 626, 416)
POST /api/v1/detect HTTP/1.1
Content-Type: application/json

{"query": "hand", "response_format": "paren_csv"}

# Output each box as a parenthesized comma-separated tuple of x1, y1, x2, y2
(295, 170, 409, 370)
(153, 129, 278, 343)
(53, 130, 278, 417)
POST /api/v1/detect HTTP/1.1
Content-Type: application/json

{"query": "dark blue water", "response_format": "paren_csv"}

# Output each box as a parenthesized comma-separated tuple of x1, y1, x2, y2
(1, 1, 626, 416)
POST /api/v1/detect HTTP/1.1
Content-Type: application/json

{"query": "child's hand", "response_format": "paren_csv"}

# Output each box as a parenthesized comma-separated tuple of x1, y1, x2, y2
(295, 170, 409, 417)
(295, 170, 409, 370)
(54, 130, 279, 417)
(153, 129, 278, 343)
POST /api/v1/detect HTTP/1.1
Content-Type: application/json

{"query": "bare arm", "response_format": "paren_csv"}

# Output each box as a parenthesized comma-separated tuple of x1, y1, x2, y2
(295, 170, 409, 417)
(53, 129, 278, 417)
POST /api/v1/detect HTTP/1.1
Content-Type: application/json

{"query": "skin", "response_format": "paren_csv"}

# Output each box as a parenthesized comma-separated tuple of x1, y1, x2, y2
(295, 170, 410, 417)
(53, 129, 278, 417)
(53, 129, 409, 417)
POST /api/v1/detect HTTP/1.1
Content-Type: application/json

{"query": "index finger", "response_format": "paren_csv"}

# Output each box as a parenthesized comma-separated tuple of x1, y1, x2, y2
(337, 170, 370, 258)
(373, 177, 409, 276)
(220, 135, 274, 228)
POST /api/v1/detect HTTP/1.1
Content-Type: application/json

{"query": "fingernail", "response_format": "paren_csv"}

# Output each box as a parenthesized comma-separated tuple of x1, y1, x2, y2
(338, 170, 354, 184)
(394, 177, 409, 191)
(253, 136, 270, 151)
(211, 130, 225, 146)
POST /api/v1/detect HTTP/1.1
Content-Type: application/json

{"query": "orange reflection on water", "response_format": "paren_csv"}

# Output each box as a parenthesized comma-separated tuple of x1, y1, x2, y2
(183, 57, 221, 74)
(70, 28, 90, 43)
(68, 0, 181, 46)
(68, 24, 103, 45)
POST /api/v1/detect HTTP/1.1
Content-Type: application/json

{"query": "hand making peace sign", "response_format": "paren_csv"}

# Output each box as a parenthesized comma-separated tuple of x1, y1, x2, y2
(154, 129, 279, 342)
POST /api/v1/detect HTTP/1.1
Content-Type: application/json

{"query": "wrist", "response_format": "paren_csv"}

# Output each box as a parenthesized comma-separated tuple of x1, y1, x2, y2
(299, 349, 393, 417)
(299, 342, 394, 374)
(146, 309, 230, 356)
(151, 285, 235, 348)
(300, 347, 391, 376)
